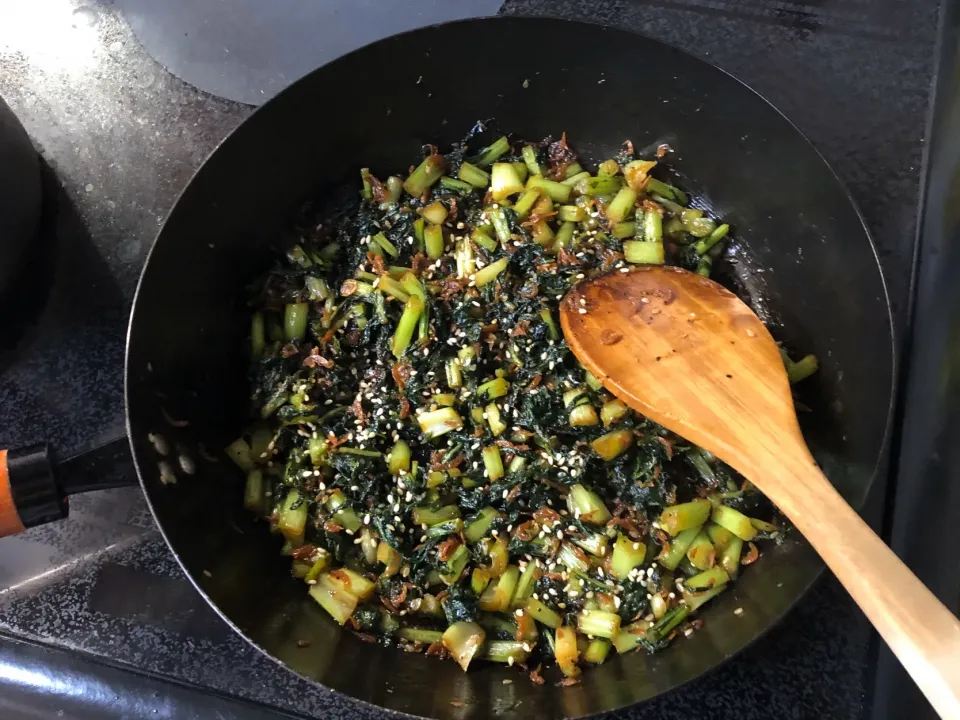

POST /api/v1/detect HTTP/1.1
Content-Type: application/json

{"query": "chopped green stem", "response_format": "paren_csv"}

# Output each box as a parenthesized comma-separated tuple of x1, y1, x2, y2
(645, 177, 676, 200)
(540, 308, 560, 340)
(479, 564, 520, 611)
(474, 257, 509, 287)
(491, 163, 525, 201)
(387, 439, 411, 475)
(658, 526, 701, 570)
(788, 354, 819, 384)
(439, 176, 474, 194)
(513, 189, 541, 220)
(283, 303, 309, 341)
(477, 377, 510, 399)
(590, 429, 634, 461)
(685, 565, 730, 591)
(376, 275, 410, 302)
(391, 295, 424, 358)
(558, 204, 586, 222)
(484, 641, 529, 664)
(373, 232, 400, 258)
(711, 504, 758, 541)
(606, 187, 637, 224)
(442, 622, 486, 671)
(403, 154, 446, 196)
(488, 207, 512, 244)
(583, 638, 611, 664)
(458, 161, 490, 188)
(623, 240, 665, 265)
(568, 484, 612, 524)
(643, 208, 663, 243)
(465, 507, 500, 543)
(244, 470, 264, 513)
(251, 312, 265, 358)
(612, 221, 636, 238)
(527, 597, 563, 628)
(469, 136, 510, 167)
(610, 535, 647, 579)
(577, 610, 621, 639)
(424, 224, 444, 260)
(309, 572, 358, 625)
(398, 627, 444, 644)
(420, 201, 449, 225)
(412, 504, 461, 526)
(695, 222, 730, 255)
(685, 531, 717, 571)
(512, 561, 539, 608)
(659, 499, 712, 536)
(683, 582, 727, 611)
(646, 605, 689, 643)
(696, 254, 713, 277)
(522, 145, 541, 176)
(562, 171, 591, 187)
(527, 175, 572, 203)
(586, 175, 623, 197)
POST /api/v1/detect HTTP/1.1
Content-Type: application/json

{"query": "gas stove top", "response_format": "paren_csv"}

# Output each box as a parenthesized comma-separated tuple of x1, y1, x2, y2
(0, 0, 943, 718)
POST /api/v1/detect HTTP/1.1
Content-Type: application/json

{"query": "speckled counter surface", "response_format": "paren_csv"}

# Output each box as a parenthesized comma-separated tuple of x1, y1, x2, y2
(0, 0, 941, 718)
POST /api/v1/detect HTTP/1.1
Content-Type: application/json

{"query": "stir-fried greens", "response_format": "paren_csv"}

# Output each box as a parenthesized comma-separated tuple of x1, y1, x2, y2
(226, 126, 817, 682)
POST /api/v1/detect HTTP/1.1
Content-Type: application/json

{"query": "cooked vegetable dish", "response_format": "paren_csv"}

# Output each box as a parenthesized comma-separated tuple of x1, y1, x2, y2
(226, 127, 818, 682)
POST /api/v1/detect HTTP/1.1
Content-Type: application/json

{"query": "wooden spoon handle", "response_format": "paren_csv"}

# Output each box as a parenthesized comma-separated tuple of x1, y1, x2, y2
(774, 453, 960, 718)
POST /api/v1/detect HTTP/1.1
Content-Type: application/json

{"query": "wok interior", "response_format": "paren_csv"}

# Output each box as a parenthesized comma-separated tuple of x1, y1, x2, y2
(126, 18, 893, 719)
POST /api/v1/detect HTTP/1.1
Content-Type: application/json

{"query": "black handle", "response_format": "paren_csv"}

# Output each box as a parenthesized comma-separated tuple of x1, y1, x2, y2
(57, 437, 138, 496)
(0, 437, 137, 538)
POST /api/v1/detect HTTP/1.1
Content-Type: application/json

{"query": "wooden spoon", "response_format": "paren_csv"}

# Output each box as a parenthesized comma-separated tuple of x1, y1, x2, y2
(560, 264, 960, 719)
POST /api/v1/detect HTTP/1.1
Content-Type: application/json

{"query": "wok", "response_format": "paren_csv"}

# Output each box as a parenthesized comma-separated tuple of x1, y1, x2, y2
(0, 17, 894, 719)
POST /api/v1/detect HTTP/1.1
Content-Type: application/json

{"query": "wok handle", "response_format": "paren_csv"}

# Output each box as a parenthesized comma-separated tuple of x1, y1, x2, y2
(0, 445, 66, 538)
(0, 438, 138, 538)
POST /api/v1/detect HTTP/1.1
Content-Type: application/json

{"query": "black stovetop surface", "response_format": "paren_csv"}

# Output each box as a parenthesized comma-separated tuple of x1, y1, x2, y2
(0, 0, 942, 718)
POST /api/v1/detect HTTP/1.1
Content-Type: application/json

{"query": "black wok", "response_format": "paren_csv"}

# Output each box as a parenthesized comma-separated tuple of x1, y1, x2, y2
(0, 17, 894, 719)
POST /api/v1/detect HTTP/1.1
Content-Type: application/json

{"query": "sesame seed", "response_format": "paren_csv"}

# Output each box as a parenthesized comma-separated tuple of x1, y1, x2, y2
(734, 607, 744, 615)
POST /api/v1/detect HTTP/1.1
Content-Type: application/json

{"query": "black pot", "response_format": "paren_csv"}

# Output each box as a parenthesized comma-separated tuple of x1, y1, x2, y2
(0, 96, 40, 297)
